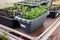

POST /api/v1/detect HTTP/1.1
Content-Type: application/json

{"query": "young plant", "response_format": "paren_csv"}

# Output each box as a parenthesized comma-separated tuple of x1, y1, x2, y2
(0, 33, 9, 40)
(20, 5, 48, 20)
(14, 3, 22, 9)
(22, 6, 29, 11)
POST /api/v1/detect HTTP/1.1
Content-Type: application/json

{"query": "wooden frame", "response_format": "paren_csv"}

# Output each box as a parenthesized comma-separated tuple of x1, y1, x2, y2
(0, 16, 60, 40)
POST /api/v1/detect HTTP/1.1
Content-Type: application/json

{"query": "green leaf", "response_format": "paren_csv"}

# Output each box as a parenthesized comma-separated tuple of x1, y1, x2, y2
(20, 5, 48, 20)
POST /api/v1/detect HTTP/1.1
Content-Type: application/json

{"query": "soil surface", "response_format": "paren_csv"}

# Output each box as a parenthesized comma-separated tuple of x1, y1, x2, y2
(0, 9, 14, 18)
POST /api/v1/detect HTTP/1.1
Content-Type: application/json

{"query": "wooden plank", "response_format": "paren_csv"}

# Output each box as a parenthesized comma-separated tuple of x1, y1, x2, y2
(52, 0, 60, 5)
(0, 28, 23, 40)
(39, 20, 60, 40)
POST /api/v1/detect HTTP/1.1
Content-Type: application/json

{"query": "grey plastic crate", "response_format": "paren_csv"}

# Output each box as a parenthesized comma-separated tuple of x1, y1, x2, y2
(16, 0, 52, 7)
(15, 11, 49, 33)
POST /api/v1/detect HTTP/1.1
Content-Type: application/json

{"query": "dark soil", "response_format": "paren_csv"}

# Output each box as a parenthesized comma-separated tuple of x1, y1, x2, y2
(0, 8, 15, 18)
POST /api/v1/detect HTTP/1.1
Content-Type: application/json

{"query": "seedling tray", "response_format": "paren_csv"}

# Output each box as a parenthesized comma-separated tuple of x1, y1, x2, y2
(16, 0, 51, 8)
(47, 5, 60, 18)
(15, 11, 49, 33)
(0, 9, 20, 28)
(0, 15, 20, 28)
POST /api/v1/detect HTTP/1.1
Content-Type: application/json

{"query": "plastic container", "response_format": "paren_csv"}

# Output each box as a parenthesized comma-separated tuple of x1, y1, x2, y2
(15, 11, 49, 33)
(47, 11, 59, 18)
(47, 5, 60, 18)
(0, 15, 20, 28)
(15, 0, 51, 8)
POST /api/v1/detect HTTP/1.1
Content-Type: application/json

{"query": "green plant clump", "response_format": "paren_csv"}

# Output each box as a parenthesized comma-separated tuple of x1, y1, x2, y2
(0, 33, 8, 40)
(19, 5, 48, 20)
(0, 3, 49, 19)
(0, 3, 50, 19)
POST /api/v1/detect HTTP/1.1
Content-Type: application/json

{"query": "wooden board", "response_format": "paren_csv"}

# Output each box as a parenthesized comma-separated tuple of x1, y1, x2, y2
(52, 0, 60, 5)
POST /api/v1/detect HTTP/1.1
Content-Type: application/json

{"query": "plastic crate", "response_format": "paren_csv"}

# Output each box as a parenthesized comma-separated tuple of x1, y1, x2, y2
(15, 11, 49, 33)
(0, 15, 20, 28)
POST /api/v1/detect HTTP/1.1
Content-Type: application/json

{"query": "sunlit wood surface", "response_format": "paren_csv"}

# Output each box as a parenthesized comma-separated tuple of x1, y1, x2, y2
(52, 0, 60, 5)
